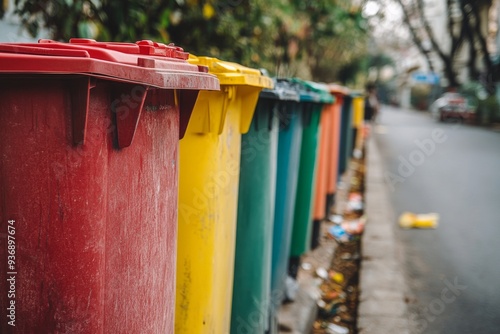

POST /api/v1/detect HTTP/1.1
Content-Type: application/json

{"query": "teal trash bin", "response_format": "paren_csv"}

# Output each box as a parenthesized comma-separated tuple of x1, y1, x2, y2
(270, 79, 304, 315)
(231, 79, 299, 334)
(289, 81, 333, 277)
(270, 79, 326, 328)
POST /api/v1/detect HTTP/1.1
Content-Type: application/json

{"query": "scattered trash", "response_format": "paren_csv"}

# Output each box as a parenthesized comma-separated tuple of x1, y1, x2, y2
(329, 271, 344, 284)
(399, 212, 439, 229)
(349, 178, 362, 193)
(328, 225, 350, 243)
(326, 323, 349, 334)
(340, 252, 360, 261)
(348, 192, 363, 203)
(337, 312, 355, 324)
(313, 137, 367, 334)
(318, 299, 343, 318)
(327, 217, 365, 243)
(346, 192, 364, 213)
(285, 276, 299, 302)
(313, 320, 329, 330)
(317, 299, 327, 309)
(322, 290, 340, 302)
(337, 305, 348, 313)
(302, 262, 313, 271)
(328, 214, 344, 224)
(341, 217, 365, 235)
(340, 253, 352, 261)
(316, 267, 329, 280)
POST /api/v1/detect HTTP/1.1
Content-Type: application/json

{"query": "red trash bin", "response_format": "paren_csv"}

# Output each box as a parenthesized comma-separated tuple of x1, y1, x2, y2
(0, 39, 219, 333)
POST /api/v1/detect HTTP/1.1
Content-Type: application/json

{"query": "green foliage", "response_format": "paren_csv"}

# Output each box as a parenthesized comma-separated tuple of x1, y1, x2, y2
(411, 84, 432, 110)
(338, 56, 369, 86)
(11, 0, 369, 82)
(462, 81, 500, 124)
(368, 53, 394, 69)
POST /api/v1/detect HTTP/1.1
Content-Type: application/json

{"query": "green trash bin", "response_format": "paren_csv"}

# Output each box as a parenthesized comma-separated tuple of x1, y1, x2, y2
(270, 79, 305, 316)
(231, 79, 299, 334)
(289, 80, 333, 278)
(270, 78, 331, 320)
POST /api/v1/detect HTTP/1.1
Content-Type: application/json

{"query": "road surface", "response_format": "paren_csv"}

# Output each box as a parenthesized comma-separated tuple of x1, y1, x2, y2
(374, 106, 500, 334)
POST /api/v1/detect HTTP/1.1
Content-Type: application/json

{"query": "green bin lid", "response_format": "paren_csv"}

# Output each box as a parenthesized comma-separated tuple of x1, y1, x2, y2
(290, 78, 335, 104)
(304, 81, 335, 104)
(259, 78, 300, 102)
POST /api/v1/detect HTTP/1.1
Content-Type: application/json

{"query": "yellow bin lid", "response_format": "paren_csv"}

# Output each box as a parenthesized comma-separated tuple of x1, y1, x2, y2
(189, 55, 274, 88)
(187, 55, 274, 134)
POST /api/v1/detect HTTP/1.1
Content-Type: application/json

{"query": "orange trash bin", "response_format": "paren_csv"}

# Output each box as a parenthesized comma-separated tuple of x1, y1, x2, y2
(311, 84, 349, 249)
(325, 84, 350, 216)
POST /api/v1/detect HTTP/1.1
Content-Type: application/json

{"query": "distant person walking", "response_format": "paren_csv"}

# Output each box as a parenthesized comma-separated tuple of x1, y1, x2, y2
(364, 83, 380, 123)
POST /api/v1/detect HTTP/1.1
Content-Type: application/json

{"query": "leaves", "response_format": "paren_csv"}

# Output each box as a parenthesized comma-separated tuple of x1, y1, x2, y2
(11, 0, 369, 82)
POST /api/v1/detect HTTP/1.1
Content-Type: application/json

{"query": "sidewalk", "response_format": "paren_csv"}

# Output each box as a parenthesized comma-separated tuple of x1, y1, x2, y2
(357, 137, 411, 334)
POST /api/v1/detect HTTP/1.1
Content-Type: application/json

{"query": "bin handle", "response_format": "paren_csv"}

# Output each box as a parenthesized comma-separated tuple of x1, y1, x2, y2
(110, 83, 149, 148)
(70, 76, 95, 146)
(216, 86, 233, 135)
(178, 89, 200, 139)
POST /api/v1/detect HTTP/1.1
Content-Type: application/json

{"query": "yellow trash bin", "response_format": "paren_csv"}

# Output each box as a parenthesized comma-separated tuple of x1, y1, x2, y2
(175, 56, 273, 334)
(351, 94, 365, 152)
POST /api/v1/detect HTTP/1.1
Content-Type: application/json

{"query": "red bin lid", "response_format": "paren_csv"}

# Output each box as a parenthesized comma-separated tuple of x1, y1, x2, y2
(0, 38, 220, 90)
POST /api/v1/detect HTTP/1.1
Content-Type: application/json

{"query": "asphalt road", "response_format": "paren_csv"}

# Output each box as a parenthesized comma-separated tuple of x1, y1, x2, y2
(374, 106, 500, 334)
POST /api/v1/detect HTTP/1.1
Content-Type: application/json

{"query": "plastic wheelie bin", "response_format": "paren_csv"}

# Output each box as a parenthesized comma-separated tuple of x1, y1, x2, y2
(270, 79, 304, 313)
(231, 80, 299, 334)
(309, 82, 344, 250)
(325, 84, 350, 217)
(175, 56, 273, 334)
(338, 92, 354, 176)
(0, 39, 219, 334)
(289, 81, 333, 273)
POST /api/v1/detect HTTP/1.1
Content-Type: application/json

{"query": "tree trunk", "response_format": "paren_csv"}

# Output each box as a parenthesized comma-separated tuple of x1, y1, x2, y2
(466, 0, 495, 94)
(460, 1, 480, 79)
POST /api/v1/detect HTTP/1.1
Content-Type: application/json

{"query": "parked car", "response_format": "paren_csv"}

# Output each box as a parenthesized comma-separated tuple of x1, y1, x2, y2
(430, 92, 476, 122)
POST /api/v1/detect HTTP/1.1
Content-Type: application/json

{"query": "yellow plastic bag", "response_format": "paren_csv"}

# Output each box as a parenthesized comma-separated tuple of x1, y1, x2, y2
(399, 212, 439, 229)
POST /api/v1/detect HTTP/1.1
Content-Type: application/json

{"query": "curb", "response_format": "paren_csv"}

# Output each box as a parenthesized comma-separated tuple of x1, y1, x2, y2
(357, 137, 411, 334)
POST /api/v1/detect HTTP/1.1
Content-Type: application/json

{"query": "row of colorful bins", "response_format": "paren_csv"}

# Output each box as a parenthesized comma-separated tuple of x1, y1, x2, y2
(0, 38, 363, 333)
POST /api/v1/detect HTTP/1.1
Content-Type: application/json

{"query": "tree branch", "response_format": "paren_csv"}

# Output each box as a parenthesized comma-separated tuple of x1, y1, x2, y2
(416, 0, 461, 86)
(466, 1, 494, 74)
(459, 0, 479, 79)
(396, 0, 435, 72)
(415, 0, 449, 62)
